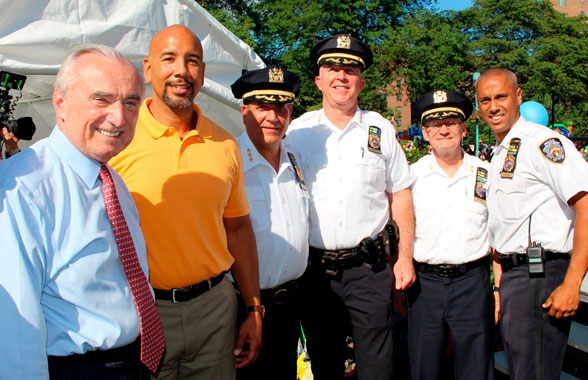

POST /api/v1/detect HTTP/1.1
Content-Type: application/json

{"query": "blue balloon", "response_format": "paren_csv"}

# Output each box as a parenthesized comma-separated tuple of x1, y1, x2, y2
(520, 101, 549, 126)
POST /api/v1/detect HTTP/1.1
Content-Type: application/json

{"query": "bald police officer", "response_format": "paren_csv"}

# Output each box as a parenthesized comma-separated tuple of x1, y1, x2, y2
(286, 35, 415, 380)
(477, 68, 588, 380)
(409, 90, 494, 380)
(231, 66, 309, 380)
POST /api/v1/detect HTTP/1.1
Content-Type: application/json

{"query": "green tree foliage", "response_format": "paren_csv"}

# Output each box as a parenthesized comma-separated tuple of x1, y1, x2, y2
(198, 0, 588, 136)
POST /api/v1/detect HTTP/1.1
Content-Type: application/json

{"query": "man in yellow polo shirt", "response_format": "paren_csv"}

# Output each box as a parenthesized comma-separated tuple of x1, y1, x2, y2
(110, 25, 262, 379)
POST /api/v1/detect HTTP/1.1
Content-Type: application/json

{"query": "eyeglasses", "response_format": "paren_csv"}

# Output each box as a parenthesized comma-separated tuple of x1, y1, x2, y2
(424, 120, 463, 130)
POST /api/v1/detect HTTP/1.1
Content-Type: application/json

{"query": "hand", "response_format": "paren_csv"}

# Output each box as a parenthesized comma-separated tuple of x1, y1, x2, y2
(542, 283, 580, 319)
(494, 290, 500, 324)
(393, 256, 416, 290)
(233, 311, 262, 368)
(1, 127, 19, 154)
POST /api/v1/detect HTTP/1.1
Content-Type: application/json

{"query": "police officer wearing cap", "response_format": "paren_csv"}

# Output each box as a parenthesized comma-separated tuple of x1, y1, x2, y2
(286, 35, 415, 380)
(477, 68, 588, 380)
(409, 90, 494, 380)
(231, 66, 309, 380)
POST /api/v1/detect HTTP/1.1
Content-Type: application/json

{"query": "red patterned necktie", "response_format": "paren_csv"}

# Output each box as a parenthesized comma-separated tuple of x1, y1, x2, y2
(99, 165, 165, 373)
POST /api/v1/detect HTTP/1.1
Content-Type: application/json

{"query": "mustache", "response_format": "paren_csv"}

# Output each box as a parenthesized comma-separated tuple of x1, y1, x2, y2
(165, 79, 194, 87)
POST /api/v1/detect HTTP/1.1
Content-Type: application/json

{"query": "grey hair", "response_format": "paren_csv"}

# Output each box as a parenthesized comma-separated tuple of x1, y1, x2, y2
(55, 44, 145, 96)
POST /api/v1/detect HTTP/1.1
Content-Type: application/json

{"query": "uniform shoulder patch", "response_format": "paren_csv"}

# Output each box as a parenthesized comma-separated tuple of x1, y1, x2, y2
(539, 137, 565, 164)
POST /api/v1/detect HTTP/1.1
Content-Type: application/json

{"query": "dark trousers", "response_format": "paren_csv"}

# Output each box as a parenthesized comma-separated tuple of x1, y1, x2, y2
(299, 263, 394, 380)
(407, 262, 495, 380)
(236, 284, 302, 380)
(48, 340, 150, 380)
(499, 257, 571, 380)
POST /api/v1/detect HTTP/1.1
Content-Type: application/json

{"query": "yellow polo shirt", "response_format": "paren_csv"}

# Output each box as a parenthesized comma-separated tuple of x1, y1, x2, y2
(110, 99, 249, 289)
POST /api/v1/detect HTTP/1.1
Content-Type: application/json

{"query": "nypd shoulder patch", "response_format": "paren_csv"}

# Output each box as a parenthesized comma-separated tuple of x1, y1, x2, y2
(539, 138, 565, 164)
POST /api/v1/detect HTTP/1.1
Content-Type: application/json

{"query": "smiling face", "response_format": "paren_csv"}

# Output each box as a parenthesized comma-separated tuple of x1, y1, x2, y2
(422, 117, 466, 157)
(315, 64, 365, 110)
(143, 25, 206, 111)
(242, 102, 292, 154)
(476, 70, 522, 143)
(53, 53, 143, 163)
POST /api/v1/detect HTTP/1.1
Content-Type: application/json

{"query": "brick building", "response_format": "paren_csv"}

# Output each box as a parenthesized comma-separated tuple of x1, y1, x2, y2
(550, 0, 587, 17)
(386, 77, 412, 132)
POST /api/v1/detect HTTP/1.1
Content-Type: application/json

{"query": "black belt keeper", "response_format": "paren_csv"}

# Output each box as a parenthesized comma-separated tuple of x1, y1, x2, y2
(309, 226, 391, 276)
(47, 338, 141, 364)
(154, 273, 225, 302)
(498, 251, 570, 272)
(415, 256, 490, 278)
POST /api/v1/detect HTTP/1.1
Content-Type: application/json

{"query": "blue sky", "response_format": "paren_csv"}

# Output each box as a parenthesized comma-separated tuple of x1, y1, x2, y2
(434, 0, 473, 11)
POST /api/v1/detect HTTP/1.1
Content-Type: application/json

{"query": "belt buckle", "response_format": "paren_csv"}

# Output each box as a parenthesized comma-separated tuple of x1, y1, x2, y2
(437, 265, 458, 278)
(322, 251, 340, 276)
(274, 288, 288, 305)
(171, 288, 179, 303)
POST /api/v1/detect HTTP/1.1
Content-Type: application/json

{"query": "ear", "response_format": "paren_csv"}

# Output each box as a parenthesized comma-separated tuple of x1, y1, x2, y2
(143, 57, 152, 84)
(314, 75, 322, 92)
(358, 77, 366, 92)
(422, 126, 430, 142)
(516, 87, 522, 106)
(241, 104, 249, 124)
(52, 87, 66, 124)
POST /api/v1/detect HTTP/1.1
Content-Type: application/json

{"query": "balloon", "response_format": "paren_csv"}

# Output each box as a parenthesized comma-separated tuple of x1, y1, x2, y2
(520, 101, 549, 126)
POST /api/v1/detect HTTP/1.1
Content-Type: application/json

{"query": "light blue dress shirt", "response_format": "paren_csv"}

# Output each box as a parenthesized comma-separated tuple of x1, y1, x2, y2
(0, 127, 149, 379)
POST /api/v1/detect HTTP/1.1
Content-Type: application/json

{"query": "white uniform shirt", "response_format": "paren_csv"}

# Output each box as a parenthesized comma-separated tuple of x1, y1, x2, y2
(411, 152, 490, 264)
(237, 132, 310, 289)
(487, 116, 588, 254)
(286, 108, 413, 250)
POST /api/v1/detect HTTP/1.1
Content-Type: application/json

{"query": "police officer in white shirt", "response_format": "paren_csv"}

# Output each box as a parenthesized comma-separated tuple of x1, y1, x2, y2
(286, 35, 415, 380)
(231, 66, 309, 380)
(477, 68, 588, 380)
(409, 90, 494, 380)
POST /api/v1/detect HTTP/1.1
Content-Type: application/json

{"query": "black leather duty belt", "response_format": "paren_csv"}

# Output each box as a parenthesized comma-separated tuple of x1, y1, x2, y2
(47, 338, 140, 364)
(415, 256, 489, 278)
(498, 252, 570, 272)
(260, 277, 301, 305)
(154, 273, 225, 302)
(309, 233, 389, 276)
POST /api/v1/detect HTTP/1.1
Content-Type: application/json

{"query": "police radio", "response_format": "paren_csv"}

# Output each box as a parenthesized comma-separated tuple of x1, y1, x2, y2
(527, 215, 545, 275)
(527, 242, 545, 275)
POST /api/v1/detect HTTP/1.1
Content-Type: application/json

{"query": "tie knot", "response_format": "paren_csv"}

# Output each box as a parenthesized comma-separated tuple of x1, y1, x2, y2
(99, 165, 112, 184)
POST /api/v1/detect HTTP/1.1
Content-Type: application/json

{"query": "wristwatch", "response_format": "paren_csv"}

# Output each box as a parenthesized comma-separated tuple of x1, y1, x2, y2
(493, 285, 500, 292)
(247, 305, 265, 319)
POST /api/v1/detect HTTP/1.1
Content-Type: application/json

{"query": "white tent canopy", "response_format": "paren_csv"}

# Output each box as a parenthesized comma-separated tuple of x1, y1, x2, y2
(0, 0, 265, 147)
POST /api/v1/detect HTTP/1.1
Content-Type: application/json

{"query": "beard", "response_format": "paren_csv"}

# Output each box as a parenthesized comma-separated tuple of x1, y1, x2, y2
(162, 85, 195, 109)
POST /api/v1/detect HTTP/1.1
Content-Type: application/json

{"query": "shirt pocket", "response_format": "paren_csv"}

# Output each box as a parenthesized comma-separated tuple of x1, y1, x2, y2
(353, 152, 387, 194)
(495, 177, 527, 222)
(246, 186, 270, 232)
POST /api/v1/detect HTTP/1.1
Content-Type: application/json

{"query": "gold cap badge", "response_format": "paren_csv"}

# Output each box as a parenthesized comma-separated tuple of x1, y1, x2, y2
(268, 67, 284, 83)
(433, 90, 448, 103)
(337, 35, 351, 49)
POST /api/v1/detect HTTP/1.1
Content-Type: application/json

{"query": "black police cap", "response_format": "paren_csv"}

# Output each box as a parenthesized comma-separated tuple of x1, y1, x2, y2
(231, 66, 301, 104)
(310, 34, 373, 71)
(414, 90, 473, 124)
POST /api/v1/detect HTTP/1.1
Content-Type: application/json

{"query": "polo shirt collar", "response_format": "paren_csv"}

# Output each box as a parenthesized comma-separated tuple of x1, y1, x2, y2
(138, 98, 212, 139)
(49, 126, 102, 189)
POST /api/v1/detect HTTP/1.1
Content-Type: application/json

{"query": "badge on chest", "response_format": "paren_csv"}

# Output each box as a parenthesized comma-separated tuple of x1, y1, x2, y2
(501, 138, 521, 178)
(367, 126, 382, 154)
